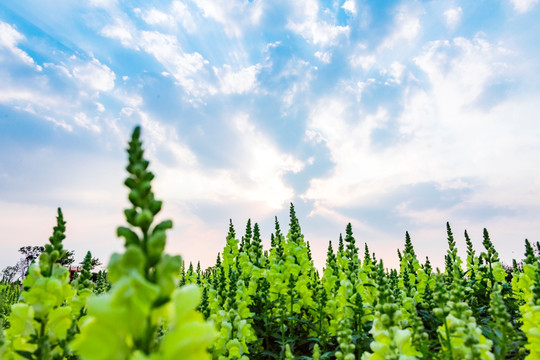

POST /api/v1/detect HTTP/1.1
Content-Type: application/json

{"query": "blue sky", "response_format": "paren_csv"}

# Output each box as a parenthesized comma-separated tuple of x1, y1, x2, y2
(1, 0, 539, 271)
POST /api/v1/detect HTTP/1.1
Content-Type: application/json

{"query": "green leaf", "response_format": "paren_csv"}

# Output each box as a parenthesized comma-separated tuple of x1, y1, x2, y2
(117, 226, 140, 247)
(152, 220, 173, 234)
(15, 350, 35, 359)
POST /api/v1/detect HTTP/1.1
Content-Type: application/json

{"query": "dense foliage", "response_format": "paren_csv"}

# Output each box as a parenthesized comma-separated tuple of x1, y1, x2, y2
(183, 211, 539, 360)
(1, 126, 539, 359)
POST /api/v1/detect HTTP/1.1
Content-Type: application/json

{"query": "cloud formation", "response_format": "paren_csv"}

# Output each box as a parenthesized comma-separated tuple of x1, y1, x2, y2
(1, 0, 539, 270)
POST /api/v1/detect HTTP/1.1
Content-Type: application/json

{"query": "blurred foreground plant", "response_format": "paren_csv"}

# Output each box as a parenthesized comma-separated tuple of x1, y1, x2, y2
(71, 126, 215, 360)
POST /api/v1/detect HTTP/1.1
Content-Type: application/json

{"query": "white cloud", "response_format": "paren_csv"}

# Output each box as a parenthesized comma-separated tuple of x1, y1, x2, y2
(287, 0, 350, 46)
(213, 64, 261, 94)
(88, 0, 117, 8)
(139, 30, 213, 96)
(302, 34, 539, 207)
(137, 8, 173, 26)
(350, 54, 376, 69)
(279, 58, 315, 108)
(139, 31, 203, 73)
(100, 21, 136, 48)
(0, 72, 75, 131)
(71, 57, 116, 92)
(303, 99, 401, 208)
(302, 87, 540, 269)
(40, 115, 73, 131)
(314, 51, 332, 63)
(414, 36, 509, 116)
(510, 0, 539, 13)
(116, 88, 143, 107)
(443, 7, 463, 29)
(0, 46, 115, 133)
(74, 112, 101, 133)
(171, 1, 197, 32)
(117, 108, 197, 167)
(193, 0, 264, 38)
(100, 11, 267, 99)
(386, 61, 406, 84)
(353, 78, 375, 101)
(342, 0, 357, 16)
(134, 2, 197, 33)
(379, 5, 422, 50)
(101, 19, 214, 97)
(231, 114, 305, 206)
(0, 21, 41, 70)
(288, 19, 349, 47)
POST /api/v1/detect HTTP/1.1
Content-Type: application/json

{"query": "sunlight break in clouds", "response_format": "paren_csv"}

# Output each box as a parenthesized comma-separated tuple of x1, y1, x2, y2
(150, 113, 304, 211)
(231, 114, 305, 208)
(303, 99, 402, 208)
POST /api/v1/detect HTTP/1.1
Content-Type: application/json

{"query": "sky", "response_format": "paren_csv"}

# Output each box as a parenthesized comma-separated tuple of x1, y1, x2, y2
(1, 0, 539, 272)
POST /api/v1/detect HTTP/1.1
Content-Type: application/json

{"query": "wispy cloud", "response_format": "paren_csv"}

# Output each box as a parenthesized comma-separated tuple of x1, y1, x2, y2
(134, 2, 197, 33)
(287, 0, 350, 46)
(0, 21, 42, 70)
(378, 3, 423, 50)
(193, 0, 264, 38)
(0, 33, 115, 133)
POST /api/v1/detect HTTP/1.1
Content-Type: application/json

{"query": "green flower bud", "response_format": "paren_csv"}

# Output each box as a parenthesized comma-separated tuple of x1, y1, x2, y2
(50, 250, 59, 263)
(136, 209, 153, 231)
(148, 231, 166, 265)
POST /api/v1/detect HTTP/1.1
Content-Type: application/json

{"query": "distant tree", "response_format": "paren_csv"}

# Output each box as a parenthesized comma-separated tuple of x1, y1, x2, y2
(79, 254, 102, 270)
(6, 246, 75, 281)
(58, 249, 76, 266)
(15, 246, 44, 279)
(1, 266, 18, 283)
(18, 245, 44, 262)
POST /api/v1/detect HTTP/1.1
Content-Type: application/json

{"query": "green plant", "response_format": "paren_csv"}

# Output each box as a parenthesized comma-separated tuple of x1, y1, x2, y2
(71, 126, 215, 360)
